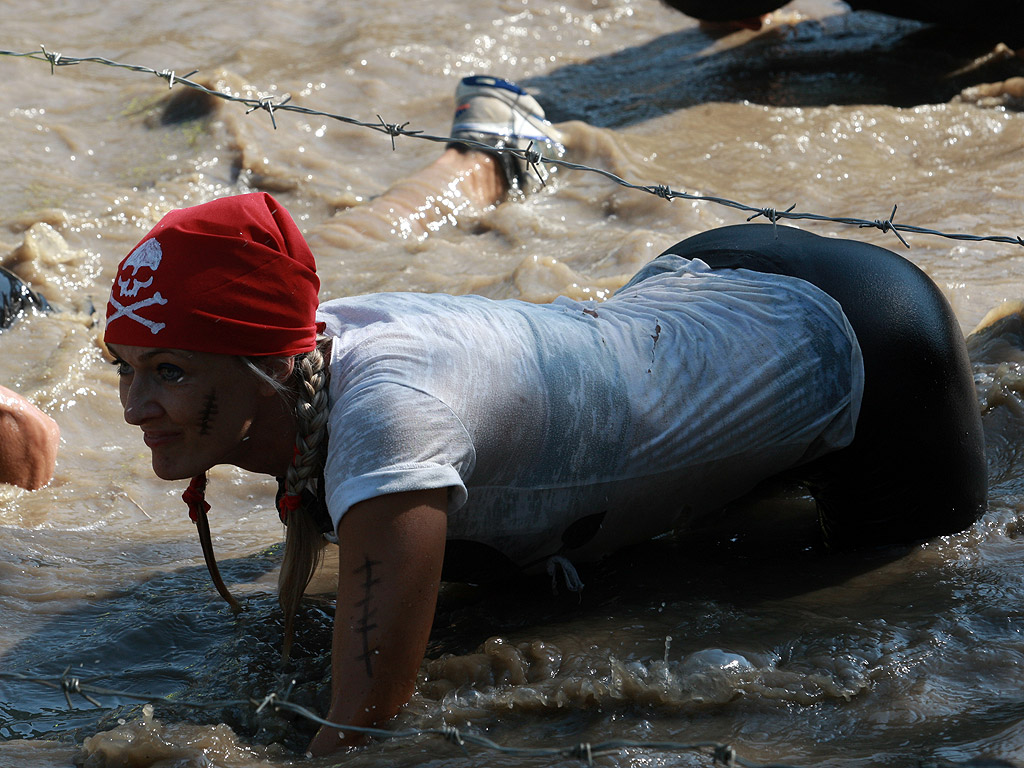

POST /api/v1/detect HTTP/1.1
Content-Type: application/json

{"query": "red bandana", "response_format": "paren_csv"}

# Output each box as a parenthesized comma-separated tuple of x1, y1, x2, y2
(103, 192, 320, 357)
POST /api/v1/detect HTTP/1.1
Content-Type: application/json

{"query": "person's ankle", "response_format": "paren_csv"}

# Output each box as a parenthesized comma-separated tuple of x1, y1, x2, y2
(440, 146, 508, 203)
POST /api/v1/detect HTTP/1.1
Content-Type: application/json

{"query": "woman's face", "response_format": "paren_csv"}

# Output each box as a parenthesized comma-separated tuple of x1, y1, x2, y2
(107, 344, 284, 480)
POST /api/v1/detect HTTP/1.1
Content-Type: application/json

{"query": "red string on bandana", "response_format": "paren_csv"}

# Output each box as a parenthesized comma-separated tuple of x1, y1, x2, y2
(276, 491, 301, 524)
(183, 473, 211, 523)
(276, 444, 304, 524)
(183, 471, 242, 612)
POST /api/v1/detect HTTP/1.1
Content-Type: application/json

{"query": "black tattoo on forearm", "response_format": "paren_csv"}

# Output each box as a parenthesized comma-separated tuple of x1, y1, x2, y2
(353, 556, 381, 677)
(198, 390, 218, 436)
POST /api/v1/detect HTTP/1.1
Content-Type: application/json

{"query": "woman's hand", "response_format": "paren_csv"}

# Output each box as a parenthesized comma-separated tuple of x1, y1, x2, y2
(0, 385, 59, 490)
(307, 488, 448, 758)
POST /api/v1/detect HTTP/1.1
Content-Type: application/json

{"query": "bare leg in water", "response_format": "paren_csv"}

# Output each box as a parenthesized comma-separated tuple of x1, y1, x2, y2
(307, 148, 507, 251)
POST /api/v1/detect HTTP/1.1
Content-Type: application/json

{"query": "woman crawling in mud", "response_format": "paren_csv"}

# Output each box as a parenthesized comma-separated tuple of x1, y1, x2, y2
(102, 76, 987, 757)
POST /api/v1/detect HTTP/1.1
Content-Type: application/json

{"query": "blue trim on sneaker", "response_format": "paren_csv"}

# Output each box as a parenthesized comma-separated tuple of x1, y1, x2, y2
(460, 75, 528, 97)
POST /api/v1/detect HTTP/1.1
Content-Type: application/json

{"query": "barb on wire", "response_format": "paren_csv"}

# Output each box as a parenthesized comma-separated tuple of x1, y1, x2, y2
(57, 666, 102, 709)
(2, 46, 1023, 251)
(254, 691, 278, 714)
(1, 667, 806, 768)
(569, 742, 595, 766)
(376, 115, 415, 150)
(245, 94, 292, 129)
(519, 141, 548, 188)
(716, 743, 739, 767)
(441, 723, 468, 754)
(747, 204, 797, 238)
(39, 45, 58, 74)
(158, 68, 198, 89)
(859, 204, 910, 248)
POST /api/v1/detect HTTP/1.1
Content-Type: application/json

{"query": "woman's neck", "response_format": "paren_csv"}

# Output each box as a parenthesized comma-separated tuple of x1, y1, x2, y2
(235, 392, 299, 478)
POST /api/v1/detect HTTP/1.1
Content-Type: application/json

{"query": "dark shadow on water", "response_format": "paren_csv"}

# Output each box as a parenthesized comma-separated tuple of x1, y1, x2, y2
(429, 519, 913, 657)
(522, 11, 1024, 128)
(0, 546, 304, 745)
(1, 498, 1018, 758)
(0, 517, 916, 753)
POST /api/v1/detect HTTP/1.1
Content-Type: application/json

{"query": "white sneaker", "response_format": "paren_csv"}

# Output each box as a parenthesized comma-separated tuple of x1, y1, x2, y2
(450, 75, 565, 194)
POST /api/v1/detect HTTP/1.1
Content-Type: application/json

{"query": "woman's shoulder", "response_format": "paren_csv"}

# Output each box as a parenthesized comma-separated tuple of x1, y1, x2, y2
(317, 290, 567, 336)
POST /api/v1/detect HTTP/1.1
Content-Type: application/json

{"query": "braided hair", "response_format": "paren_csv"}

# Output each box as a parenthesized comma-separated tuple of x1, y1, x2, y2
(277, 336, 333, 660)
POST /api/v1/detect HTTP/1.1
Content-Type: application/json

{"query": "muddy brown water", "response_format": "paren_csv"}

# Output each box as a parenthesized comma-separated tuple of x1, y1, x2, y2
(3, 1, 1024, 766)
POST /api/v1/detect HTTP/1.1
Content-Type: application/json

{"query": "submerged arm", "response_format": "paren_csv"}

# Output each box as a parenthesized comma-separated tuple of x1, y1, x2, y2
(307, 487, 448, 757)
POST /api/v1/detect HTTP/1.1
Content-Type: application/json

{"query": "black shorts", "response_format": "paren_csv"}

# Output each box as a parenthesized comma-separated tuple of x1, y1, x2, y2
(661, 224, 987, 550)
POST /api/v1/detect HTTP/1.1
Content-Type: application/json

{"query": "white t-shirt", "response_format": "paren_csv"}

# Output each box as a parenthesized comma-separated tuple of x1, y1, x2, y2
(316, 255, 864, 572)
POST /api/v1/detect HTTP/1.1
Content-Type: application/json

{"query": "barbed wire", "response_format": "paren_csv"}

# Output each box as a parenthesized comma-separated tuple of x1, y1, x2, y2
(0, 667, 802, 768)
(3, 45, 1023, 251)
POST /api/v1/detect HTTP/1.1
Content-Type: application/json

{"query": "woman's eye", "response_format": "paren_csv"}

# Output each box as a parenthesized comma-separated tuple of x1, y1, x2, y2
(157, 364, 185, 383)
(112, 359, 132, 377)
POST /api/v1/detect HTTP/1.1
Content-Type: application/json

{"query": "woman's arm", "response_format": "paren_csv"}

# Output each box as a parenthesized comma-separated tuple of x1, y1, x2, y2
(307, 487, 448, 757)
(0, 385, 59, 490)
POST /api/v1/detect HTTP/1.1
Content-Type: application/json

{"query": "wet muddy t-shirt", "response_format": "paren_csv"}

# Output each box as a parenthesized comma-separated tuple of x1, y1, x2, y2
(316, 255, 864, 571)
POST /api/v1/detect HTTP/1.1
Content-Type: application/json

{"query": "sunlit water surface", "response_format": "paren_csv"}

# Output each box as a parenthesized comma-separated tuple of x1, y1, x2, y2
(3, 1, 1024, 766)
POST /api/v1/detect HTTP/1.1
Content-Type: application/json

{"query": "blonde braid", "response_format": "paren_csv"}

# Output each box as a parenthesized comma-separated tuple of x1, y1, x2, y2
(287, 341, 330, 497)
(278, 336, 332, 660)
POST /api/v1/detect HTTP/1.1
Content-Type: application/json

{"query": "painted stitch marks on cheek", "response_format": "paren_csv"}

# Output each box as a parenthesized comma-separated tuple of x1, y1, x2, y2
(198, 389, 219, 436)
(354, 557, 382, 677)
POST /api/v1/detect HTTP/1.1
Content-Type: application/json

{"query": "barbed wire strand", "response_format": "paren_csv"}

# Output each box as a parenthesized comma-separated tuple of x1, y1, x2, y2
(3, 46, 1023, 250)
(0, 668, 804, 768)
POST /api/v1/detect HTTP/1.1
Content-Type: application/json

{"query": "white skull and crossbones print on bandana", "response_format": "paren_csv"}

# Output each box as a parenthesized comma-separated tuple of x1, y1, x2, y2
(110, 238, 168, 335)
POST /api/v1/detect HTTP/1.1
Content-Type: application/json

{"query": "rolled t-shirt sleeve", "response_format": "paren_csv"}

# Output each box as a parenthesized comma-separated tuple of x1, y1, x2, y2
(323, 379, 475, 532)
